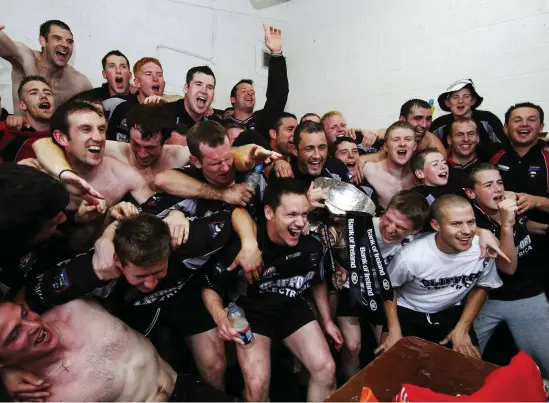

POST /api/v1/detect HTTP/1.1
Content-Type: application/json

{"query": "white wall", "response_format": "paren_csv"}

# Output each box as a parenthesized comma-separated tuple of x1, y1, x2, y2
(283, 0, 549, 128)
(2, 0, 549, 130)
(0, 0, 290, 113)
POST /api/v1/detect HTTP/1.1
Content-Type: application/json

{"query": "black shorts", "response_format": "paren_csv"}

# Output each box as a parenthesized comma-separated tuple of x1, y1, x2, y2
(383, 305, 478, 346)
(236, 295, 316, 340)
(170, 373, 236, 402)
(158, 291, 217, 338)
(336, 288, 386, 326)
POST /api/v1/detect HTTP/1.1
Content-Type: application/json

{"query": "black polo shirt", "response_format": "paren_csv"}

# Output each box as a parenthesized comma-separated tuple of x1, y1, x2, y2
(164, 99, 222, 129)
(490, 142, 549, 223)
(472, 204, 544, 301)
(447, 153, 479, 190)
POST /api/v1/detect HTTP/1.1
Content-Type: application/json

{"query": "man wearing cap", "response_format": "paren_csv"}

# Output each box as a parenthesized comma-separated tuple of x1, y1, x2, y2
(430, 79, 507, 148)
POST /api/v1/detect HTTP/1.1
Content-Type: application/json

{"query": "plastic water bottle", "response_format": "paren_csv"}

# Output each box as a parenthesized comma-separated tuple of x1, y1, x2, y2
(243, 164, 263, 190)
(227, 302, 255, 347)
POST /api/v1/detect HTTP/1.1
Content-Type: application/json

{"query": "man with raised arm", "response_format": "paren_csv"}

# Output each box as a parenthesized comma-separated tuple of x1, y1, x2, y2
(0, 21, 92, 111)
(228, 24, 288, 140)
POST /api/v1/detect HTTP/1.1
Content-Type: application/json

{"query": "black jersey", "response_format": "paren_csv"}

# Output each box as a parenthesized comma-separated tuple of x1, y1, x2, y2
(472, 204, 543, 301)
(24, 209, 236, 334)
(288, 157, 352, 185)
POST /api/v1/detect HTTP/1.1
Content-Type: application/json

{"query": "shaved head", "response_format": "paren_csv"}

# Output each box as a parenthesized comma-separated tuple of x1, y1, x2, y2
(431, 194, 472, 223)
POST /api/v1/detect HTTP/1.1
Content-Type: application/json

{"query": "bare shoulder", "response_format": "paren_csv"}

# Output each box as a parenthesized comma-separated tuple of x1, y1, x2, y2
(363, 160, 381, 176)
(105, 156, 144, 184)
(164, 145, 190, 168)
(65, 65, 93, 90)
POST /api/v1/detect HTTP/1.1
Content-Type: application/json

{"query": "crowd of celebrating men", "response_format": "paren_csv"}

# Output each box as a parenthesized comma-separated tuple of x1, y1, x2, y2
(0, 18, 548, 402)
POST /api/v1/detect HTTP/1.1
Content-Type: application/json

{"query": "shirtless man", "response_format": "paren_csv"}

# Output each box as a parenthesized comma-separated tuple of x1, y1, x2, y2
(0, 21, 92, 112)
(361, 121, 418, 209)
(0, 299, 234, 402)
(49, 100, 155, 251)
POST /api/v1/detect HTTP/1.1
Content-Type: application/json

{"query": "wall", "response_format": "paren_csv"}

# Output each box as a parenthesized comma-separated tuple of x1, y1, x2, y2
(0, 0, 289, 113)
(283, 0, 549, 128)
(2, 0, 549, 129)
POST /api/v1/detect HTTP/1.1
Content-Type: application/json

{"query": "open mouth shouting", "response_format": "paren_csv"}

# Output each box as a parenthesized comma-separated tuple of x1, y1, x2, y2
(87, 144, 102, 158)
(36, 327, 49, 345)
(307, 159, 323, 173)
(515, 127, 533, 139)
(287, 227, 303, 241)
(396, 149, 408, 159)
(38, 101, 51, 110)
(55, 48, 69, 62)
(151, 85, 161, 95)
(196, 95, 208, 109)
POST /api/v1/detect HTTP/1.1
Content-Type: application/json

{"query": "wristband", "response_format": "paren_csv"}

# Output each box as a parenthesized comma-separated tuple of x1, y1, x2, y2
(58, 169, 75, 181)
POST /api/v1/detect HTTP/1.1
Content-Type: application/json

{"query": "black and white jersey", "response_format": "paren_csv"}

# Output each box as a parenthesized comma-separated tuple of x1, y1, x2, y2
(388, 233, 502, 314)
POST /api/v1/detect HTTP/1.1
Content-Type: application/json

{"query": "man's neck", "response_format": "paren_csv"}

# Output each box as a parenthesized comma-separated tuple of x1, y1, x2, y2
(137, 92, 147, 104)
(183, 98, 203, 122)
(26, 114, 51, 131)
(383, 158, 410, 178)
(38, 52, 65, 79)
(66, 153, 100, 179)
(448, 150, 477, 166)
(233, 108, 253, 121)
(266, 223, 285, 246)
(512, 140, 538, 158)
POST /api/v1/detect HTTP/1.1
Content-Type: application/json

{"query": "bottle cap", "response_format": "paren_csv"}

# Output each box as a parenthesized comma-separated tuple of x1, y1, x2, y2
(227, 302, 238, 313)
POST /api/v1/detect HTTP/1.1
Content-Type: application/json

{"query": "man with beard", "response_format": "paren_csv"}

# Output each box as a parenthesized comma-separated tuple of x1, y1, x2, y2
(0, 76, 54, 162)
(228, 25, 288, 140)
(79, 50, 132, 101)
(381, 195, 503, 357)
(361, 121, 418, 210)
(431, 79, 507, 147)
(104, 57, 167, 142)
(0, 21, 92, 111)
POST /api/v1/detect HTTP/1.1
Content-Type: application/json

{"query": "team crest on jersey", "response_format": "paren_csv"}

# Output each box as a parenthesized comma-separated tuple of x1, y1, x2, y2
(528, 166, 540, 178)
(208, 222, 225, 238)
(19, 252, 36, 275)
(263, 266, 277, 278)
(52, 270, 71, 292)
(369, 300, 378, 311)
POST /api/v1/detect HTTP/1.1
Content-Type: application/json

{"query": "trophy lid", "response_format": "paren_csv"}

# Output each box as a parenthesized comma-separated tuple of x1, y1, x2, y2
(313, 177, 376, 216)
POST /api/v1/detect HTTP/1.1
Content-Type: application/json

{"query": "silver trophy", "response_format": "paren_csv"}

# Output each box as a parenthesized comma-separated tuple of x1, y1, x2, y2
(313, 177, 376, 216)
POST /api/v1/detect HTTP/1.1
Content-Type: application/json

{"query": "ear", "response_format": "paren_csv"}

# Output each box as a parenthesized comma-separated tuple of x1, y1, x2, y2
(398, 116, 405, 122)
(269, 128, 277, 140)
(414, 169, 425, 180)
(471, 96, 477, 107)
(412, 140, 417, 153)
(102, 71, 107, 80)
(189, 155, 202, 169)
(289, 142, 298, 157)
(447, 136, 453, 147)
(230, 97, 236, 106)
(53, 129, 70, 148)
(264, 205, 274, 221)
(18, 101, 27, 113)
(464, 187, 476, 200)
(133, 77, 141, 89)
(444, 99, 451, 109)
(183, 83, 189, 95)
(39, 35, 47, 48)
(430, 218, 441, 232)
(383, 142, 388, 152)
(540, 122, 545, 133)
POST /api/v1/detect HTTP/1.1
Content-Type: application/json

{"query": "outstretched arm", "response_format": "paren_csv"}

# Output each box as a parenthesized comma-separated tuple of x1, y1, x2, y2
(0, 25, 29, 65)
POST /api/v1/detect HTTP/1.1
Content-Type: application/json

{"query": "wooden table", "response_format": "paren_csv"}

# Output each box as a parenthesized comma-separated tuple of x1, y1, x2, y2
(326, 337, 498, 402)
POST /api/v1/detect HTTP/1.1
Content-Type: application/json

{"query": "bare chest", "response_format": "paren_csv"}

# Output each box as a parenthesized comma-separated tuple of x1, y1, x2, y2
(365, 167, 417, 208)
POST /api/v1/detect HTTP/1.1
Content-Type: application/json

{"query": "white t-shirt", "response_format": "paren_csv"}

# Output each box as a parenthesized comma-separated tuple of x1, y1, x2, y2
(343, 217, 412, 289)
(388, 233, 502, 314)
